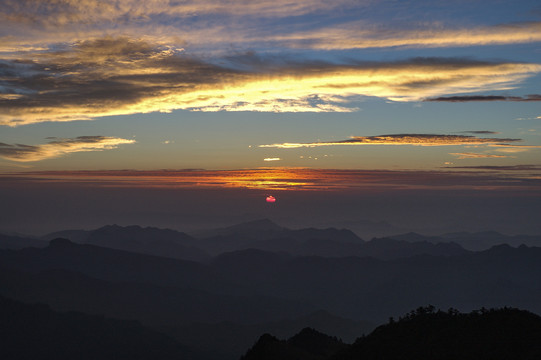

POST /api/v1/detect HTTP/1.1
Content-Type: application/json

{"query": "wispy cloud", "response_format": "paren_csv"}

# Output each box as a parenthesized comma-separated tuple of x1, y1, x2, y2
(489, 144, 541, 153)
(271, 21, 541, 50)
(449, 152, 511, 159)
(3, 167, 541, 193)
(425, 94, 541, 102)
(0, 136, 135, 162)
(260, 134, 522, 149)
(442, 165, 541, 171)
(1, 37, 540, 126)
(459, 131, 500, 135)
(1, 0, 357, 27)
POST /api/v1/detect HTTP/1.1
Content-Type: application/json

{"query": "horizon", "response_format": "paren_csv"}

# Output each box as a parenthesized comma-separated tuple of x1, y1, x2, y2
(2, 1, 541, 238)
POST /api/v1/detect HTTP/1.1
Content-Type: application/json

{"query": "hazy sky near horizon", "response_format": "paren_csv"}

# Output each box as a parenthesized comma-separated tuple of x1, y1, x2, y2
(1, 0, 541, 234)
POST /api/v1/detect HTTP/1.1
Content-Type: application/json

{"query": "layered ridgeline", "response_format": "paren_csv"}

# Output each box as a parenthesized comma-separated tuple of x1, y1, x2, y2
(242, 307, 541, 360)
(0, 295, 205, 360)
(5, 219, 541, 261)
(2, 220, 541, 359)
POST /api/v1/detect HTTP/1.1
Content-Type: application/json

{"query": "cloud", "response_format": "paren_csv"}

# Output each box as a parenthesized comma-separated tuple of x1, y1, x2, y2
(449, 152, 511, 160)
(263, 158, 281, 161)
(1, 0, 357, 27)
(271, 21, 541, 50)
(442, 165, 541, 171)
(424, 94, 541, 102)
(0, 136, 135, 162)
(259, 134, 522, 149)
(489, 144, 541, 153)
(2, 37, 540, 126)
(459, 131, 500, 135)
(4, 167, 541, 192)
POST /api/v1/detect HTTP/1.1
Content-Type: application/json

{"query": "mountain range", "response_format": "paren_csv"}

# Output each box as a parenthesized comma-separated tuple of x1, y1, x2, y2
(2, 219, 541, 359)
(241, 307, 541, 360)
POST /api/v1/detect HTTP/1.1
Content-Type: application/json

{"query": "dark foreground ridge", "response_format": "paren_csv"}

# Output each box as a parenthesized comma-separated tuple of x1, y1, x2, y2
(242, 306, 541, 360)
(0, 295, 205, 360)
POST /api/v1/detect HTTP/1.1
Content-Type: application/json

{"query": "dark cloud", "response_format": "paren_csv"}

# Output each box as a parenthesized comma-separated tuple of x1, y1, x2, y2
(0, 136, 135, 162)
(442, 165, 541, 171)
(459, 131, 500, 135)
(260, 133, 522, 148)
(424, 94, 541, 102)
(1, 36, 540, 125)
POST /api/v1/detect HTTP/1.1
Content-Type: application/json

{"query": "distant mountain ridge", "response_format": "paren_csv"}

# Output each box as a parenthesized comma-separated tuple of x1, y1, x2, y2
(1, 219, 537, 261)
(3, 233, 541, 359)
(42, 224, 209, 262)
(389, 231, 541, 251)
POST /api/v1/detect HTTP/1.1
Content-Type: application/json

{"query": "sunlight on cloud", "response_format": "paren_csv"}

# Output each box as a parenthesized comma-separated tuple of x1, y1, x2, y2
(0, 136, 135, 162)
(4, 167, 541, 193)
(489, 144, 541, 153)
(260, 134, 522, 149)
(274, 22, 541, 50)
(1, 37, 540, 126)
(449, 153, 511, 160)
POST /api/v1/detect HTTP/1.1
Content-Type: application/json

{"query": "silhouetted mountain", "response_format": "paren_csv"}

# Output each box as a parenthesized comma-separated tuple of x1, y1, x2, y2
(0, 238, 238, 293)
(42, 229, 93, 243)
(241, 307, 541, 360)
(209, 245, 541, 322)
(241, 328, 347, 360)
(43, 225, 209, 262)
(0, 233, 47, 250)
(337, 306, 541, 360)
(441, 231, 541, 251)
(4, 236, 541, 340)
(193, 219, 286, 239)
(196, 220, 467, 259)
(321, 219, 409, 240)
(391, 231, 541, 251)
(171, 310, 374, 360)
(0, 295, 206, 360)
(0, 265, 314, 328)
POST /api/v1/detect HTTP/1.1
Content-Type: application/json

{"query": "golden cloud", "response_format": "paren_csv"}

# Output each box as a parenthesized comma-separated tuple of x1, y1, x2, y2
(272, 21, 541, 50)
(2, 37, 540, 126)
(449, 152, 511, 160)
(489, 144, 541, 153)
(260, 134, 522, 149)
(0, 136, 135, 162)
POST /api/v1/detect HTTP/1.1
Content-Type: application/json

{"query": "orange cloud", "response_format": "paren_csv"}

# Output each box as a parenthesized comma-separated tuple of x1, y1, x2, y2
(4, 167, 541, 193)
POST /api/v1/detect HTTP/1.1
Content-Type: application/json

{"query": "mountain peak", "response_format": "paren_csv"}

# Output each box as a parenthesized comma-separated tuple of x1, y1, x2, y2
(48, 238, 75, 248)
(230, 219, 284, 231)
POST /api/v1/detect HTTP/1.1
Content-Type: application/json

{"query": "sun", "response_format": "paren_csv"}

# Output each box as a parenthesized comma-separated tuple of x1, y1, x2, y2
(266, 195, 276, 203)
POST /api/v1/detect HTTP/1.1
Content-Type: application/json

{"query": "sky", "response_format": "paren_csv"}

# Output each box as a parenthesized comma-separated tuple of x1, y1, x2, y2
(1, 0, 541, 236)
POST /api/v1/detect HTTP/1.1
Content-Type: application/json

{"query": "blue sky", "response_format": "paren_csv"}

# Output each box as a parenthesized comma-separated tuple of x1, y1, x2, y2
(1, 0, 541, 234)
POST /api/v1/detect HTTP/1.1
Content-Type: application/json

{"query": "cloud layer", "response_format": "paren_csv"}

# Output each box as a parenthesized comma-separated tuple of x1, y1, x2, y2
(2, 37, 540, 126)
(0, 136, 135, 162)
(270, 21, 541, 50)
(425, 94, 541, 102)
(4, 167, 541, 192)
(260, 134, 522, 149)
